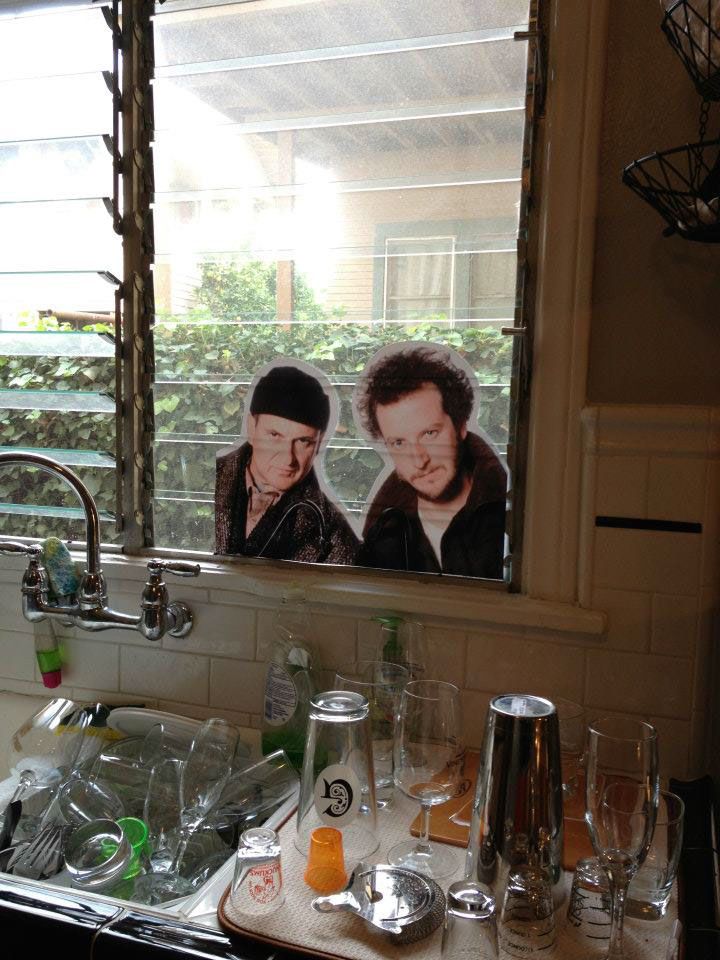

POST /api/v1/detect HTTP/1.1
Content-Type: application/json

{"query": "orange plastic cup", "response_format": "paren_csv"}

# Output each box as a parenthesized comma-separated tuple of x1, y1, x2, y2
(304, 827, 347, 893)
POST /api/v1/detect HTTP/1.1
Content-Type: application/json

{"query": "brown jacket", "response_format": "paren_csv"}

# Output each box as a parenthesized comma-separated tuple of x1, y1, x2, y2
(215, 442, 359, 565)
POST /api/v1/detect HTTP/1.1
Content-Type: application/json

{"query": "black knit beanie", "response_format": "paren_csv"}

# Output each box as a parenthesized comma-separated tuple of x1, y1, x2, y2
(249, 366, 330, 432)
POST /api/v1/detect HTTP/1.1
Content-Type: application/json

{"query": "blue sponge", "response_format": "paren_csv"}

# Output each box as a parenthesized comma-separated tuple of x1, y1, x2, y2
(40, 537, 82, 599)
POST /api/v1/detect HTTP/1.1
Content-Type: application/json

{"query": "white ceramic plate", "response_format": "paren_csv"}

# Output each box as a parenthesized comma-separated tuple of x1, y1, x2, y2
(106, 707, 201, 740)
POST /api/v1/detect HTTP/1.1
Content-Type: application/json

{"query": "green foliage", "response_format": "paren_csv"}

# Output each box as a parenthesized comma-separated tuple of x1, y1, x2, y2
(2, 262, 514, 551)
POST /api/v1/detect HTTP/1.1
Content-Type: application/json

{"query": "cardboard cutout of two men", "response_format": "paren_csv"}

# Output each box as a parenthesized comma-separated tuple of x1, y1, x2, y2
(214, 343, 508, 579)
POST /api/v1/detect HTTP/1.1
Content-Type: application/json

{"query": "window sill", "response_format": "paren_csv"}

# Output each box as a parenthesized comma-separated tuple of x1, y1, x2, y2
(97, 551, 605, 636)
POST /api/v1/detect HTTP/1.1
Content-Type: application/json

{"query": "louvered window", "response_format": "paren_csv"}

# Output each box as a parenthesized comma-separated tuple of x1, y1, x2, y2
(0, 0, 542, 586)
(0, 0, 122, 541)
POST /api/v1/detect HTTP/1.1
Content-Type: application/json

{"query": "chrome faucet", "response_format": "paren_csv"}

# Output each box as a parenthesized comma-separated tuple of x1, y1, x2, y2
(0, 451, 199, 641)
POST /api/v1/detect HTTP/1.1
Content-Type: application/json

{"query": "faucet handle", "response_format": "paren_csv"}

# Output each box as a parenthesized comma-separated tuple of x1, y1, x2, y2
(0, 541, 42, 558)
(146, 559, 201, 579)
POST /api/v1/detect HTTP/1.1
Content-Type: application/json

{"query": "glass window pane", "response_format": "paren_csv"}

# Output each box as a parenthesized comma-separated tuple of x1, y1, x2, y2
(155, 0, 532, 65)
(0, 4, 119, 545)
(151, 0, 529, 580)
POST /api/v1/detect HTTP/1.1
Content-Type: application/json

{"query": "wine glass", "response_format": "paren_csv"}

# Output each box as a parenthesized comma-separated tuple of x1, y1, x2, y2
(7, 698, 90, 801)
(585, 716, 659, 960)
(388, 679, 463, 879)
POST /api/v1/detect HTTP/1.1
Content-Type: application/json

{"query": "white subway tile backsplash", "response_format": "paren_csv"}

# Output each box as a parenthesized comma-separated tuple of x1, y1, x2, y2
(255, 609, 277, 662)
(586, 650, 693, 720)
(209, 658, 266, 715)
(596, 456, 648, 517)
(357, 618, 384, 661)
(651, 594, 698, 657)
(593, 527, 701, 594)
(0, 585, 32, 635)
(424, 628, 467, 688)
(647, 457, 707, 522)
(156, 698, 252, 731)
(309, 614, 358, 668)
(461, 689, 494, 750)
(0, 629, 37, 681)
(0, 676, 56, 698)
(120, 646, 209, 705)
(58, 636, 119, 692)
(163, 602, 256, 659)
(592, 588, 652, 652)
(466, 633, 585, 703)
(649, 715, 691, 781)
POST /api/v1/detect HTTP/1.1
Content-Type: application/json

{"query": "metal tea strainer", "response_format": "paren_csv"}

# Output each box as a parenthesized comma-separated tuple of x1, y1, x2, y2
(312, 861, 445, 944)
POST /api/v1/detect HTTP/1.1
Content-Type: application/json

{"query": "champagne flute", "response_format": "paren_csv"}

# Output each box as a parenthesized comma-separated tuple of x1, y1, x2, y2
(388, 679, 463, 879)
(585, 717, 659, 960)
(133, 718, 238, 904)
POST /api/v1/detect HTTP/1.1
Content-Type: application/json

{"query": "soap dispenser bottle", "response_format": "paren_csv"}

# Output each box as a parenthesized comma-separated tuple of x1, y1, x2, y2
(261, 586, 318, 770)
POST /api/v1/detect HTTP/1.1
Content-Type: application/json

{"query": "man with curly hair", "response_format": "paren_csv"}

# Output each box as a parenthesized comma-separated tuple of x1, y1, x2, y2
(355, 345, 507, 579)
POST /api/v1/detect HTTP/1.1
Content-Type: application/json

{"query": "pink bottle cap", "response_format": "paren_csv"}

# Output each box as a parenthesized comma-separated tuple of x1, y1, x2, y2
(42, 670, 62, 689)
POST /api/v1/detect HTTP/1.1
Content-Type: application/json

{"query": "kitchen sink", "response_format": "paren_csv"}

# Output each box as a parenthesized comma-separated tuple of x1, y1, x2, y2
(0, 692, 299, 958)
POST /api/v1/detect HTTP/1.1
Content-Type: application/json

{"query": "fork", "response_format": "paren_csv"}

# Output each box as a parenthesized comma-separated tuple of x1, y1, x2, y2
(8, 823, 71, 880)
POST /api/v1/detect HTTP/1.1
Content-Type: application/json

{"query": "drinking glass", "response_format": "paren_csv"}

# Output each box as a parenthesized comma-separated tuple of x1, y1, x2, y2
(554, 697, 585, 797)
(211, 749, 298, 847)
(334, 661, 409, 808)
(57, 775, 125, 826)
(627, 790, 684, 920)
(142, 757, 183, 872)
(388, 679, 463, 879)
(499, 866, 556, 958)
(89, 753, 151, 819)
(585, 716, 659, 960)
(295, 690, 378, 862)
(174, 717, 238, 866)
(377, 619, 426, 680)
(441, 880, 498, 959)
(139, 723, 191, 766)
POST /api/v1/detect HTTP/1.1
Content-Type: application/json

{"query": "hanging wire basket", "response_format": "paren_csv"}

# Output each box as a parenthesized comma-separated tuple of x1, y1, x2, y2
(662, 0, 720, 99)
(622, 137, 720, 241)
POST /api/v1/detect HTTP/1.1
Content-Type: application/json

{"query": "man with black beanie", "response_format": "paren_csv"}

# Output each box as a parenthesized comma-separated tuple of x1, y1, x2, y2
(215, 364, 358, 564)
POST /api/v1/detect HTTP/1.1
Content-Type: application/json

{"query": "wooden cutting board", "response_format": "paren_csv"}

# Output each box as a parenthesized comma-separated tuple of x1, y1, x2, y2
(409, 749, 594, 869)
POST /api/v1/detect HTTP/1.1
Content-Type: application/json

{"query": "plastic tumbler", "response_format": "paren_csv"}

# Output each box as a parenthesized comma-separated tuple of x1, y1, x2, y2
(304, 826, 347, 893)
(295, 690, 378, 863)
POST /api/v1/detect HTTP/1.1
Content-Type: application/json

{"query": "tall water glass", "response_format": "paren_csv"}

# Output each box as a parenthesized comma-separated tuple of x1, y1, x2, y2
(295, 690, 378, 863)
(389, 679, 463, 880)
(334, 661, 408, 808)
(585, 716, 659, 960)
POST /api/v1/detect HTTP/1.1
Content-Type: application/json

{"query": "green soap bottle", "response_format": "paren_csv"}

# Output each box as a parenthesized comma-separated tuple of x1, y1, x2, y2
(261, 587, 318, 771)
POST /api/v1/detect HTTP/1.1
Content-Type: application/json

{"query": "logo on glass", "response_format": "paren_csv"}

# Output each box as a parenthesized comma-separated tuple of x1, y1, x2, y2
(314, 763, 361, 827)
(320, 777, 353, 817)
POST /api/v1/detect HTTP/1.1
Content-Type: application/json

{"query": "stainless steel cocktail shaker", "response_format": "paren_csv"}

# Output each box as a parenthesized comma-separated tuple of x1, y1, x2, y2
(465, 694, 564, 902)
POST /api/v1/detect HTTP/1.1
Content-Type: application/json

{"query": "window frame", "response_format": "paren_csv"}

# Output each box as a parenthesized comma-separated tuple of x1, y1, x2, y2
(0, 0, 610, 632)
(374, 219, 520, 326)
